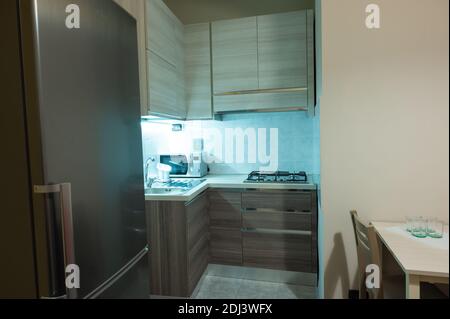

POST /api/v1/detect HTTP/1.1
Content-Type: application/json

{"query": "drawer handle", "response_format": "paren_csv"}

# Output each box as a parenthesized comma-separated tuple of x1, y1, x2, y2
(241, 227, 312, 236)
(242, 208, 311, 215)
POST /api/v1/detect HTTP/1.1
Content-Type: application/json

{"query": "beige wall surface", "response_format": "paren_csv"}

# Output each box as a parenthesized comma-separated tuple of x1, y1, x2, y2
(320, 0, 449, 298)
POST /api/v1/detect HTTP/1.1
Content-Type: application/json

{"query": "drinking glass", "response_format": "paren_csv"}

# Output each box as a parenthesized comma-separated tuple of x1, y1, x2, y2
(405, 216, 413, 232)
(427, 218, 444, 239)
(411, 216, 427, 238)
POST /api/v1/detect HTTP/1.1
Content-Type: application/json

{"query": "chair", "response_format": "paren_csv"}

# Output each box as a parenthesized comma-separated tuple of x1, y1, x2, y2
(350, 210, 384, 299)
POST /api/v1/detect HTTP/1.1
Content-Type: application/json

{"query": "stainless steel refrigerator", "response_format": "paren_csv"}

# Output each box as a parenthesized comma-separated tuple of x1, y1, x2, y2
(0, 0, 149, 299)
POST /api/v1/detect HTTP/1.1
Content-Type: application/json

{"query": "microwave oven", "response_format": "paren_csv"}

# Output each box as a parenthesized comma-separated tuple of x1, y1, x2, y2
(159, 154, 208, 178)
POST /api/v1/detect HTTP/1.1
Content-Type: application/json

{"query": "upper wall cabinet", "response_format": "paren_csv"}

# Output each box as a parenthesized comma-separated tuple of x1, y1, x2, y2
(211, 10, 315, 116)
(184, 23, 213, 120)
(116, 0, 212, 120)
(258, 11, 307, 89)
(115, 1, 315, 118)
(146, 0, 177, 67)
(145, 0, 186, 119)
(147, 51, 184, 118)
(211, 17, 259, 94)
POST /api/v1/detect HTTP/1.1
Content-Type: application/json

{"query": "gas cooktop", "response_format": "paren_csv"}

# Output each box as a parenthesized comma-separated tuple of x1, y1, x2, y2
(244, 171, 308, 184)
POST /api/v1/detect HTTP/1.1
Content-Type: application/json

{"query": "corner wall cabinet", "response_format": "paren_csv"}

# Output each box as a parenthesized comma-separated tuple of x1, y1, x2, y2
(146, 0, 186, 119)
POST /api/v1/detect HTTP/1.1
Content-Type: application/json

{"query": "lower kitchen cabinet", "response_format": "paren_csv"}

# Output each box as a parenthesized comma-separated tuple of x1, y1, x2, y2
(208, 190, 243, 266)
(146, 192, 208, 297)
(241, 189, 318, 274)
(208, 188, 318, 274)
(146, 188, 318, 297)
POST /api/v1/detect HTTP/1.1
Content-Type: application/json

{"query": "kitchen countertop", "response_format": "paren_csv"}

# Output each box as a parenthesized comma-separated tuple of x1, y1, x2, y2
(145, 174, 318, 202)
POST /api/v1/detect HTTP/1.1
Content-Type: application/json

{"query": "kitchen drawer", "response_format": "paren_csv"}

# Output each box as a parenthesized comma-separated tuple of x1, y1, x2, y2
(208, 190, 242, 204)
(242, 190, 312, 212)
(242, 209, 312, 231)
(243, 230, 312, 273)
(210, 227, 243, 266)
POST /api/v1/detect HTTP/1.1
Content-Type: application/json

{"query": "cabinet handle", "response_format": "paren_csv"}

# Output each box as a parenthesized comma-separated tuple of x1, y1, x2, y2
(242, 208, 311, 215)
(241, 227, 312, 236)
(214, 87, 308, 96)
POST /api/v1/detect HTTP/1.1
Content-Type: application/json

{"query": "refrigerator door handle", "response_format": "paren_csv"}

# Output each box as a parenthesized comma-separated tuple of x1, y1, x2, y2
(34, 183, 77, 299)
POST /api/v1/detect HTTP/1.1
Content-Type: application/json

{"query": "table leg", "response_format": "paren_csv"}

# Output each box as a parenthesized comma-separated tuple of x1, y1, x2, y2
(406, 274, 420, 299)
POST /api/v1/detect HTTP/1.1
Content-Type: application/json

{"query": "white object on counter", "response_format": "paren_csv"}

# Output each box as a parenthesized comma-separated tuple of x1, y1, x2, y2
(157, 163, 172, 183)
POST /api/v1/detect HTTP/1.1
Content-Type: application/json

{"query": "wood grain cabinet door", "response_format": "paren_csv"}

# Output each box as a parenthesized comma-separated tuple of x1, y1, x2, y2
(147, 51, 183, 118)
(208, 190, 242, 228)
(257, 11, 308, 89)
(210, 227, 243, 266)
(146, 0, 177, 66)
(185, 23, 212, 120)
(211, 17, 258, 94)
(186, 193, 209, 294)
(208, 190, 243, 266)
(146, 0, 186, 119)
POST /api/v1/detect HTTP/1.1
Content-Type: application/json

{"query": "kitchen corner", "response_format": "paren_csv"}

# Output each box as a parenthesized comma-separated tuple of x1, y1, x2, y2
(145, 169, 320, 298)
(138, 0, 321, 298)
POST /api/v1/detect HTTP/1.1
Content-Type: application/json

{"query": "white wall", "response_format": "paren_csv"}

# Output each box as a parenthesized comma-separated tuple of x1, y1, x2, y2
(320, 0, 449, 298)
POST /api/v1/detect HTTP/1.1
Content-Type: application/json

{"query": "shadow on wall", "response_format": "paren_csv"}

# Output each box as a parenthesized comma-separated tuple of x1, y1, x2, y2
(324, 233, 351, 298)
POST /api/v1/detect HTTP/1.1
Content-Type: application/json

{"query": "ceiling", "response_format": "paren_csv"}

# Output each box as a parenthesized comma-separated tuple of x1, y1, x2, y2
(163, 0, 315, 24)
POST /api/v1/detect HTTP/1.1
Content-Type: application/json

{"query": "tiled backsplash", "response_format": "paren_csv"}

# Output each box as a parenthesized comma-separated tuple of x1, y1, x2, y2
(141, 111, 320, 176)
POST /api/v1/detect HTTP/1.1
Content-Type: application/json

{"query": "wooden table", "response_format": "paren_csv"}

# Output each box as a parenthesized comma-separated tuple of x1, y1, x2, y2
(372, 222, 449, 299)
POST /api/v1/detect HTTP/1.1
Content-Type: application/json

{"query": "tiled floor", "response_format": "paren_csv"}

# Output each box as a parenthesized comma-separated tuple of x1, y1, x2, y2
(193, 275, 318, 299)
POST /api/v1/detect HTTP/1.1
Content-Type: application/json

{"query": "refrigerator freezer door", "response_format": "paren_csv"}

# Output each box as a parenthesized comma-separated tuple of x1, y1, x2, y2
(25, 0, 148, 298)
(87, 247, 149, 299)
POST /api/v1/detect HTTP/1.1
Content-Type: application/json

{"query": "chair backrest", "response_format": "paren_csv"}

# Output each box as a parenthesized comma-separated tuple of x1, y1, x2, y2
(350, 210, 383, 298)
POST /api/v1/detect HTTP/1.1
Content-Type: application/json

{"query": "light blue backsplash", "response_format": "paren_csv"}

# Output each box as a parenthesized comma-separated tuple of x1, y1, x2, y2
(201, 112, 319, 174)
(141, 111, 320, 176)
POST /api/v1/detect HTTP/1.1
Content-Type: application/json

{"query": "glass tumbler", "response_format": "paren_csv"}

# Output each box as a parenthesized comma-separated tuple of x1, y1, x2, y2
(411, 216, 427, 238)
(405, 216, 413, 232)
(427, 218, 444, 239)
